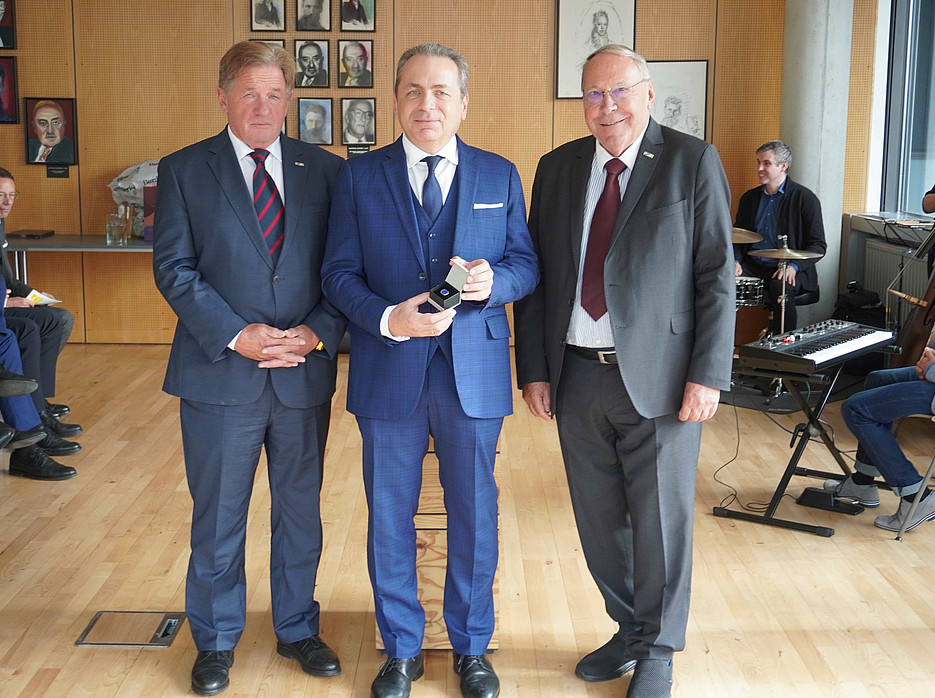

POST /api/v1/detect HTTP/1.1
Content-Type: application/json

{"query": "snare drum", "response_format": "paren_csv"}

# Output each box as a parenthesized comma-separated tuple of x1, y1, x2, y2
(736, 276, 764, 307)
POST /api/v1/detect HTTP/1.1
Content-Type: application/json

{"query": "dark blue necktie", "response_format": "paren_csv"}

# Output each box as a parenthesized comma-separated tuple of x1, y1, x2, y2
(250, 149, 285, 263)
(421, 155, 442, 222)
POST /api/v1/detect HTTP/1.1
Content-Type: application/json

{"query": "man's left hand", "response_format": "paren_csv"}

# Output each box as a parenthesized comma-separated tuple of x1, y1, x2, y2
(454, 256, 494, 301)
(772, 265, 797, 285)
(916, 347, 935, 380)
(678, 382, 720, 422)
(258, 324, 320, 368)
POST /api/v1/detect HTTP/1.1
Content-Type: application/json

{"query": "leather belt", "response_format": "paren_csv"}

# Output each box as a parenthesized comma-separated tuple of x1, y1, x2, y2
(568, 345, 618, 365)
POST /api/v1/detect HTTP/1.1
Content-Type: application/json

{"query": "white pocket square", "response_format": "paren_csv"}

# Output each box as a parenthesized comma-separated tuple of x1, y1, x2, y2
(473, 202, 504, 209)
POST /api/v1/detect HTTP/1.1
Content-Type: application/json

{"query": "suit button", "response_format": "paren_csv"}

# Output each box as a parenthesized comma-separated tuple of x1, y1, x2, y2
(273, 275, 282, 283)
(431, 257, 438, 264)
(418, 272, 426, 281)
(429, 233, 436, 238)
(567, 298, 573, 306)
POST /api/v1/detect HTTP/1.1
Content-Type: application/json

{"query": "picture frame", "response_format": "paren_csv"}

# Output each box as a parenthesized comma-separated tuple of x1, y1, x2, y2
(556, 0, 635, 98)
(340, 97, 375, 145)
(251, 0, 285, 31)
(295, 40, 329, 88)
(24, 98, 77, 165)
(0, 0, 16, 50)
(340, 0, 374, 32)
(338, 40, 373, 88)
(0, 57, 17, 123)
(648, 60, 708, 140)
(296, 0, 330, 30)
(298, 98, 333, 145)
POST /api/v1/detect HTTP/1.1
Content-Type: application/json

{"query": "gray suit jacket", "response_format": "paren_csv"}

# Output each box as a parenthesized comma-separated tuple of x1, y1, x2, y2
(514, 119, 735, 419)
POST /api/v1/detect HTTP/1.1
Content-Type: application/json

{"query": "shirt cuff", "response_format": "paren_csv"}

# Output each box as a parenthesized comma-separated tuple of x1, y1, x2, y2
(228, 330, 242, 351)
(380, 305, 411, 341)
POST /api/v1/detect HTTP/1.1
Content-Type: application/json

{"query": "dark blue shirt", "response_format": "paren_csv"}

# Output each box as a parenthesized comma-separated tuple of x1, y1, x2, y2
(750, 179, 797, 270)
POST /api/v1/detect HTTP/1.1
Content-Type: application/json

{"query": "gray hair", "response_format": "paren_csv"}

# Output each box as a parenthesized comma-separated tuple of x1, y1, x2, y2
(219, 41, 296, 94)
(583, 44, 652, 85)
(395, 43, 469, 97)
(757, 140, 792, 168)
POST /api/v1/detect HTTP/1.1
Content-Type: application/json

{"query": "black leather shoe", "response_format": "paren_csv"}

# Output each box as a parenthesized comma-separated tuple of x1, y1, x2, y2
(575, 634, 637, 682)
(191, 650, 234, 696)
(277, 635, 340, 676)
(40, 410, 83, 437)
(45, 400, 70, 417)
(37, 431, 81, 456)
(453, 653, 500, 698)
(7, 424, 46, 450)
(371, 653, 424, 698)
(9, 445, 76, 480)
(0, 422, 14, 449)
(0, 367, 38, 397)
(625, 659, 673, 698)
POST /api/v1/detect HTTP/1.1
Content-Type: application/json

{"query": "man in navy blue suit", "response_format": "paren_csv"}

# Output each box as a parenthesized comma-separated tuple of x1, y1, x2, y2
(323, 43, 538, 698)
(153, 42, 345, 696)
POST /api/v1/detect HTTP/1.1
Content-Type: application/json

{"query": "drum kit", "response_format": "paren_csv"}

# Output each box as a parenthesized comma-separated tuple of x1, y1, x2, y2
(733, 228, 822, 335)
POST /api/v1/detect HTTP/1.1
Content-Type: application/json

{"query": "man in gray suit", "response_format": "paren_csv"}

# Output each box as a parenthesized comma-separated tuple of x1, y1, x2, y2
(514, 45, 734, 698)
(153, 41, 344, 696)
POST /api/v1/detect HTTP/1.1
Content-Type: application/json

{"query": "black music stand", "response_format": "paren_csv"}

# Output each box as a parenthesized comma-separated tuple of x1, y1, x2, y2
(714, 363, 860, 537)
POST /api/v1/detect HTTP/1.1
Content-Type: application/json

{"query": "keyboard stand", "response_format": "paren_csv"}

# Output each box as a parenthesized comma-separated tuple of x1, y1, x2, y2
(714, 363, 855, 537)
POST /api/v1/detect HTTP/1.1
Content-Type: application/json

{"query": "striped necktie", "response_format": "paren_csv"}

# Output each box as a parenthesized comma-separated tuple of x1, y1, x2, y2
(250, 149, 285, 263)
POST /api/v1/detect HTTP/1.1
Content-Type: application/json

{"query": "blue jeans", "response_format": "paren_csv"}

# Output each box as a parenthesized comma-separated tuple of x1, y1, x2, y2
(841, 366, 935, 496)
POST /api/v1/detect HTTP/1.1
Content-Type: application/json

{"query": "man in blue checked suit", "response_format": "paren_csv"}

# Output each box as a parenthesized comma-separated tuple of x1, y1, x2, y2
(322, 43, 538, 698)
(153, 42, 345, 696)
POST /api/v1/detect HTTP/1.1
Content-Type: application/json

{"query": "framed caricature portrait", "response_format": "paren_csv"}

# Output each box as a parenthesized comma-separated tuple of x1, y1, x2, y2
(340, 0, 374, 31)
(0, 0, 16, 49)
(295, 40, 329, 87)
(24, 98, 77, 165)
(341, 97, 375, 145)
(0, 57, 17, 123)
(299, 98, 332, 145)
(648, 60, 708, 140)
(338, 40, 373, 88)
(296, 0, 330, 30)
(251, 0, 285, 31)
(556, 0, 635, 98)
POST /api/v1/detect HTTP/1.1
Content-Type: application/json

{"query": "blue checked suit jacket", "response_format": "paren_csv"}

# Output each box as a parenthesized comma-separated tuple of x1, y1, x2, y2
(323, 137, 538, 420)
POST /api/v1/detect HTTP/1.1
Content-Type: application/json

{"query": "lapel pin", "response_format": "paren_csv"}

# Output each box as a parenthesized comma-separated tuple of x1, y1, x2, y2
(642, 151, 654, 159)
(295, 162, 305, 167)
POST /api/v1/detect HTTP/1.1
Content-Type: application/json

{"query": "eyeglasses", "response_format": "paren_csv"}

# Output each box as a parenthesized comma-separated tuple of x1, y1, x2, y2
(349, 108, 374, 121)
(0, 192, 19, 203)
(583, 79, 647, 107)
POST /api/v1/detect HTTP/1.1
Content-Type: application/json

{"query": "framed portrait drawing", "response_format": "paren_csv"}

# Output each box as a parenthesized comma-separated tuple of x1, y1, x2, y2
(338, 40, 373, 88)
(556, 0, 635, 98)
(340, 0, 374, 31)
(295, 40, 329, 88)
(250, 38, 285, 47)
(251, 0, 285, 31)
(299, 98, 332, 145)
(648, 60, 708, 140)
(0, 0, 16, 49)
(24, 98, 78, 165)
(296, 0, 330, 30)
(0, 57, 17, 123)
(340, 97, 375, 145)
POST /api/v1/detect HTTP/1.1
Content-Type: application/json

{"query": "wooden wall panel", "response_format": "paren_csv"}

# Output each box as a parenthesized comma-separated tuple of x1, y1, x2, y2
(10, 252, 87, 342)
(82, 253, 175, 344)
(843, 0, 878, 213)
(713, 0, 786, 217)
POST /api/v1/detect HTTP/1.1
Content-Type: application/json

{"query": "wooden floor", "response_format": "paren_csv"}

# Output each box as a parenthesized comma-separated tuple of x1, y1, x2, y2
(2, 345, 935, 697)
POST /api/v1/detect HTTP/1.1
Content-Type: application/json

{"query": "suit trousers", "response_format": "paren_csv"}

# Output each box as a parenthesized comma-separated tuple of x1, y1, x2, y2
(357, 351, 502, 658)
(554, 348, 702, 659)
(6, 308, 63, 410)
(180, 375, 330, 650)
(0, 326, 40, 430)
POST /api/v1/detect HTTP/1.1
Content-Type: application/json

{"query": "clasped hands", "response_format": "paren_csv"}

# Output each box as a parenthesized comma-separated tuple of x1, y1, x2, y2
(234, 323, 319, 368)
(387, 257, 493, 338)
(916, 347, 935, 380)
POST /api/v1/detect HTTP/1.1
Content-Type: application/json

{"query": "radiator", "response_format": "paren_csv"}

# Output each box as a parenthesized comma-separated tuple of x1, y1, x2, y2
(864, 239, 929, 327)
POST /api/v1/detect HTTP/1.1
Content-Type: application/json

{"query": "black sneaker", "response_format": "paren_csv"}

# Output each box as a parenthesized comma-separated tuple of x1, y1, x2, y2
(9, 445, 77, 480)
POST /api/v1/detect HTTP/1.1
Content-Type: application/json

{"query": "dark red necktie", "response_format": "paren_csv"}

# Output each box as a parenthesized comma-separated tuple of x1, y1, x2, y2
(581, 158, 626, 320)
(250, 149, 285, 263)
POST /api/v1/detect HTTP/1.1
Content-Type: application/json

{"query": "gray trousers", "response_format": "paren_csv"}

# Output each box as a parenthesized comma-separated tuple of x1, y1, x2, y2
(555, 348, 701, 659)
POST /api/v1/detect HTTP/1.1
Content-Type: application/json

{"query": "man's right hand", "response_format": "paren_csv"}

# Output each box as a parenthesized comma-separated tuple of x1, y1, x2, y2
(522, 381, 553, 421)
(734, 262, 743, 276)
(388, 292, 456, 338)
(234, 323, 307, 366)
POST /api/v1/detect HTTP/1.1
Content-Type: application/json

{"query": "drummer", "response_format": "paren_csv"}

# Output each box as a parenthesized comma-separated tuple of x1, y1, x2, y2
(733, 140, 826, 334)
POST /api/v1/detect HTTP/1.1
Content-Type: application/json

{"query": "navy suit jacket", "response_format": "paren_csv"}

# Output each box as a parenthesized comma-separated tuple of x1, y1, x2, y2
(322, 137, 538, 421)
(153, 129, 345, 408)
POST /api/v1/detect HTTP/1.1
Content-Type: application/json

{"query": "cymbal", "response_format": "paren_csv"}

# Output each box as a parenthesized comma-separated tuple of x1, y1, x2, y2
(732, 227, 763, 244)
(753, 247, 823, 260)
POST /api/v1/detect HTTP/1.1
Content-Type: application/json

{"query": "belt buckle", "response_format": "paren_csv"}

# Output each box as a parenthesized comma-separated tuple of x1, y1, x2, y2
(596, 350, 615, 365)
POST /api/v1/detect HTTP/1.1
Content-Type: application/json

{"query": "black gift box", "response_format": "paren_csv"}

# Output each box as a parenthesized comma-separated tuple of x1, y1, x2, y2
(428, 259, 470, 311)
